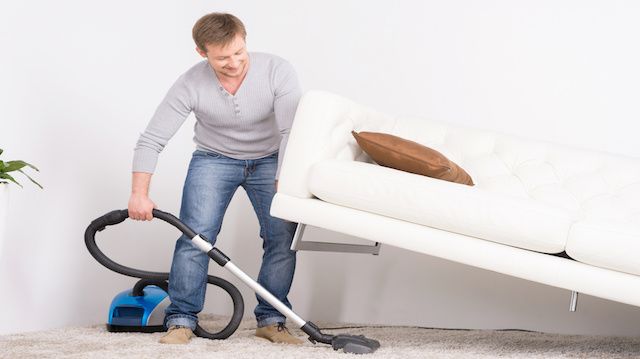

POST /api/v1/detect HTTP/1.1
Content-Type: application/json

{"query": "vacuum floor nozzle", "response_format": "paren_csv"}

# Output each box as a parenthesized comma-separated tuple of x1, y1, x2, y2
(331, 334, 381, 354)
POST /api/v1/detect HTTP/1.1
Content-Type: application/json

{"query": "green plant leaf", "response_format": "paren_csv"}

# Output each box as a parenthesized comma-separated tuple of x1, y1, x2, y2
(23, 161, 39, 171)
(0, 148, 3, 156)
(17, 169, 43, 189)
(4, 160, 39, 173)
(0, 172, 23, 187)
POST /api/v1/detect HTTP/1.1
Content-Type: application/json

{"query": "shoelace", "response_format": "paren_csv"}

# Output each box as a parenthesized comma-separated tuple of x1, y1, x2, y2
(276, 322, 291, 334)
(170, 325, 190, 331)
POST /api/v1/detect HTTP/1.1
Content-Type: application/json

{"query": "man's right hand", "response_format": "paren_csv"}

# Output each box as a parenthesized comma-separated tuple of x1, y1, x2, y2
(128, 194, 156, 221)
(129, 172, 155, 221)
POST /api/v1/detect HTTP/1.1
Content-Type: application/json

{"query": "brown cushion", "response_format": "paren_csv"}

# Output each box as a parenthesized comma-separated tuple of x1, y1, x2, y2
(351, 131, 474, 186)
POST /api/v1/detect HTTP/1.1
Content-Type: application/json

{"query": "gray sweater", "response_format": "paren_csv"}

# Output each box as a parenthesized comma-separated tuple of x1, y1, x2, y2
(132, 52, 302, 179)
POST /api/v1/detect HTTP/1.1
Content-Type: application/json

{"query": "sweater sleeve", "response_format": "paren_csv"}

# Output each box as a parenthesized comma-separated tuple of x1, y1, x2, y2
(132, 75, 193, 173)
(272, 60, 302, 180)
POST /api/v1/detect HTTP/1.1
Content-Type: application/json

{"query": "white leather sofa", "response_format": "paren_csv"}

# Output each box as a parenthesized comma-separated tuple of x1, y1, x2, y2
(270, 90, 640, 309)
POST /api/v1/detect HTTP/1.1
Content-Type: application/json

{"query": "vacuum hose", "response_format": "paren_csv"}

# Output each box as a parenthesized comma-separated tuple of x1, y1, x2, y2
(85, 209, 244, 339)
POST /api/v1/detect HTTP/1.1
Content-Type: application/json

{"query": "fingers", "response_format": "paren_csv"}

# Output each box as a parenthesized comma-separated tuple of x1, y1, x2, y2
(128, 196, 156, 221)
(129, 209, 151, 221)
(131, 209, 153, 221)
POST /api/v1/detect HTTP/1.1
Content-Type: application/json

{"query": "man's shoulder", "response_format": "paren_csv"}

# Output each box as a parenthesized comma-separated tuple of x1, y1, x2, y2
(250, 51, 285, 63)
(179, 60, 211, 84)
(250, 52, 294, 71)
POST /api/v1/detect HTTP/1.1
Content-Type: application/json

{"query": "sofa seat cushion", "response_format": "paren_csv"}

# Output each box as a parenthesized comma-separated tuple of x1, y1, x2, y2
(566, 221, 640, 276)
(308, 159, 575, 253)
(565, 183, 640, 275)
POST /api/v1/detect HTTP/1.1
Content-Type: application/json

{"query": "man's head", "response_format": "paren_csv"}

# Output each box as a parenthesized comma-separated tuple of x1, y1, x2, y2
(193, 13, 249, 79)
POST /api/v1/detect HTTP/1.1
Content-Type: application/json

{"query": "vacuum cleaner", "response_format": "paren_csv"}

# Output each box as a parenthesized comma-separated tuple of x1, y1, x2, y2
(85, 208, 381, 354)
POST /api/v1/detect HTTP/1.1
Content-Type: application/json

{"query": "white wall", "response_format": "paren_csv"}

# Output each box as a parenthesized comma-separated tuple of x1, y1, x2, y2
(1, 0, 640, 336)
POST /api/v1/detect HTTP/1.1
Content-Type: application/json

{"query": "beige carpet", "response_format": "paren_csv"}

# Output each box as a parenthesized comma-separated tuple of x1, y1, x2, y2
(1, 315, 640, 358)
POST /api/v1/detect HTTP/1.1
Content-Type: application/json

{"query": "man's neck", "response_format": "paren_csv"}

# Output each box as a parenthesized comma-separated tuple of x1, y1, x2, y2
(217, 61, 250, 95)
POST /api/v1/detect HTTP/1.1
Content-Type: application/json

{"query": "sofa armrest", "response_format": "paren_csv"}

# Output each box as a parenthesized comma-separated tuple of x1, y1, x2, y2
(278, 90, 396, 199)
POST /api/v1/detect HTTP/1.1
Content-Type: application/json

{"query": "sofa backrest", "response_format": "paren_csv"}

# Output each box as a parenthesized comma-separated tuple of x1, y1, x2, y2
(279, 90, 640, 222)
(278, 90, 396, 198)
(390, 116, 640, 220)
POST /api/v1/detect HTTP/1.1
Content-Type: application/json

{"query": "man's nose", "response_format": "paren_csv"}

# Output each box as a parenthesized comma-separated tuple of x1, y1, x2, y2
(229, 56, 241, 67)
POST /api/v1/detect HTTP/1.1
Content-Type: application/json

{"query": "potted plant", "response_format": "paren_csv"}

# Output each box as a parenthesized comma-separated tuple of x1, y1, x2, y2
(0, 148, 42, 258)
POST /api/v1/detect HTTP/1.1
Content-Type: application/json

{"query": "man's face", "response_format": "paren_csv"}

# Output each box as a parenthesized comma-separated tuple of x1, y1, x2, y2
(198, 35, 248, 79)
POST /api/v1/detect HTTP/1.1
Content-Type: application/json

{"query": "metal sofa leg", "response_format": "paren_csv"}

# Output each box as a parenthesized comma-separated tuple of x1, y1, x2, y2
(569, 291, 579, 312)
(290, 223, 381, 255)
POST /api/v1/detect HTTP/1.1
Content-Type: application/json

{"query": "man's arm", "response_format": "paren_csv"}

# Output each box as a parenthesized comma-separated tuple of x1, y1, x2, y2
(132, 75, 194, 174)
(130, 74, 193, 219)
(273, 60, 302, 182)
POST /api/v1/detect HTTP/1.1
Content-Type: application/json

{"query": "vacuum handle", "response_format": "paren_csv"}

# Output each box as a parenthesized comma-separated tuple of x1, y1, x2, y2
(90, 209, 128, 231)
(89, 208, 197, 238)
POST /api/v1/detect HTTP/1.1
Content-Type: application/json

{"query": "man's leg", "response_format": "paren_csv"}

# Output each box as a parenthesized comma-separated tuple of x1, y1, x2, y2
(242, 152, 300, 342)
(163, 151, 243, 333)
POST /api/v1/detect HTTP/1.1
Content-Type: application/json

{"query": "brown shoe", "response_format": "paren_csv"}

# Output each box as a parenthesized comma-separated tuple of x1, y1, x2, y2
(255, 323, 304, 345)
(159, 325, 195, 344)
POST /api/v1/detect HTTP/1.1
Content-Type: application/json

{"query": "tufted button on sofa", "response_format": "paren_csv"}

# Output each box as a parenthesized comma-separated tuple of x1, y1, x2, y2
(271, 90, 640, 308)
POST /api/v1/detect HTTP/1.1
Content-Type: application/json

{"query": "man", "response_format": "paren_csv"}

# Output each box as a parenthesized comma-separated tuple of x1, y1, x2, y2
(128, 13, 303, 345)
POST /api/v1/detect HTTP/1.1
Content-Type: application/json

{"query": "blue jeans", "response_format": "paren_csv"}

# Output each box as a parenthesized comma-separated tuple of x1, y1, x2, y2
(164, 149, 298, 330)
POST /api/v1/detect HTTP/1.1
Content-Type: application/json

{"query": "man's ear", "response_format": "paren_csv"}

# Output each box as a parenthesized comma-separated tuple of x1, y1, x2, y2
(196, 46, 207, 58)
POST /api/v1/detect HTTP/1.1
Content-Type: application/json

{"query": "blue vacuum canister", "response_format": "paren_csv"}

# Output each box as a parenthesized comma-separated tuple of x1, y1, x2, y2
(107, 283, 170, 333)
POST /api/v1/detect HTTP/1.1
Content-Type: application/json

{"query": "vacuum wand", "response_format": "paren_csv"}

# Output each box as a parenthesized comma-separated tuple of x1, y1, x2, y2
(191, 227, 381, 354)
